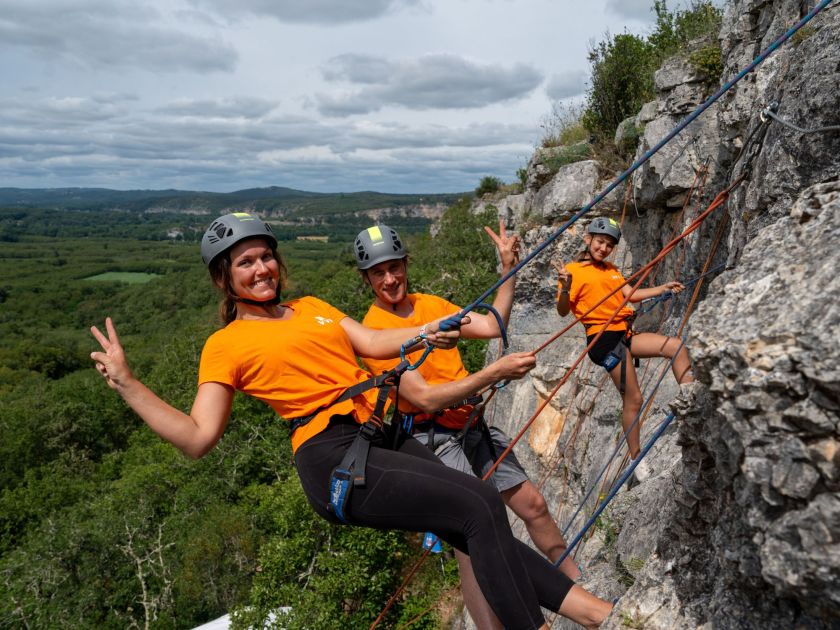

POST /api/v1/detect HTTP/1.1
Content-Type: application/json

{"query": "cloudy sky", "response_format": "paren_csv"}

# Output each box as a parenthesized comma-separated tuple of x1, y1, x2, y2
(1, 0, 667, 194)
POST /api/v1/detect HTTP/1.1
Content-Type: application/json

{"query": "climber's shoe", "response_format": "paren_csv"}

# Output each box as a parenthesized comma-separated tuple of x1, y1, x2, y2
(624, 456, 651, 491)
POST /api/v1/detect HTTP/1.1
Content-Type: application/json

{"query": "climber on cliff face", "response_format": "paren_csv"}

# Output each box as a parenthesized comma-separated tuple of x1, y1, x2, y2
(354, 222, 595, 629)
(554, 218, 694, 482)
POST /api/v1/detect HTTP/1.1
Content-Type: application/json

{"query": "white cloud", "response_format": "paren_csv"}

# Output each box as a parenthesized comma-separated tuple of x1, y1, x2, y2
(317, 53, 543, 116)
(159, 97, 280, 119)
(0, 0, 662, 193)
(604, 0, 655, 22)
(187, 0, 423, 24)
(0, 0, 236, 72)
(545, 70, 588, 100)
(256, 146, 342, 164)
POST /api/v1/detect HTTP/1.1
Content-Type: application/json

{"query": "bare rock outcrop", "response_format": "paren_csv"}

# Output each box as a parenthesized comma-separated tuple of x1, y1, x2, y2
(458, 1, 840, 628)
(616, 179, 840, 629)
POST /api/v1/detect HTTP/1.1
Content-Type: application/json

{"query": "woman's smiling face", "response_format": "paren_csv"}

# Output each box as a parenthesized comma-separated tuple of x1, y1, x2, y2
(228, 237, 281, 301)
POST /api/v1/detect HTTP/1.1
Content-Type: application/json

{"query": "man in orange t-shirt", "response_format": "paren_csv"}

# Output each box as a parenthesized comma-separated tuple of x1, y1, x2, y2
(354, 223, 581, 627)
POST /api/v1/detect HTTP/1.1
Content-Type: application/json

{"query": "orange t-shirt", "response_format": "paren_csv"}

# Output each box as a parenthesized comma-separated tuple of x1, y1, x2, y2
(560, 261, 635, 334)
(362, 294, 472, 430)
(198, 296, 379, 453)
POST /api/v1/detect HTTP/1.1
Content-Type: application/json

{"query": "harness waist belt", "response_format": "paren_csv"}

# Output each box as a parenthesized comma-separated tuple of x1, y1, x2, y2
(402, 393, 485, 432)
(288, 360, 409, 434)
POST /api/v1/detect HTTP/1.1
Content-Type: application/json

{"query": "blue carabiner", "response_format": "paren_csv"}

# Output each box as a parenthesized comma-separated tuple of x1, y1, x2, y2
(400, 334, 433, 370)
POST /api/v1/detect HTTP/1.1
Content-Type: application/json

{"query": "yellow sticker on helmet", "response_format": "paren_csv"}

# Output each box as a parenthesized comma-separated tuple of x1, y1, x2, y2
(367, 226, 384, 243)
(233, 212, 254, 220)
(609, 218, 619, 227)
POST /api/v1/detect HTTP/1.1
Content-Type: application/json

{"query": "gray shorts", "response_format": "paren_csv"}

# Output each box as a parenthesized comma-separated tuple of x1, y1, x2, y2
(412, 423, 529, 492)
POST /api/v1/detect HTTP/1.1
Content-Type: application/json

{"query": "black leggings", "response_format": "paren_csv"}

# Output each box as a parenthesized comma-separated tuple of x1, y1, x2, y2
(294, 415, 573, 630)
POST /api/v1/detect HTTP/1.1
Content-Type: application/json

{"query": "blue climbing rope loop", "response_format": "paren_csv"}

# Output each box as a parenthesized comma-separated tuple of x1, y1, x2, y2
(475, 301, 510, 350)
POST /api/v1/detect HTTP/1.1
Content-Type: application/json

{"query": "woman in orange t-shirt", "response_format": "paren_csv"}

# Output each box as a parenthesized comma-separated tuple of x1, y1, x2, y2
(555, 218, 694, 482)
(90, 212, 611, 630)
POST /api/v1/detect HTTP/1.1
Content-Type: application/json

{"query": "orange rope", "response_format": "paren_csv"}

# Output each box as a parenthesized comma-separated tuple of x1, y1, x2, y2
(479, 177, 741, 495)
(369, 546, 434, 629)
(370, 176, 743, 628)
(677, 211, 728, 339)
(590, 192, 728, 509)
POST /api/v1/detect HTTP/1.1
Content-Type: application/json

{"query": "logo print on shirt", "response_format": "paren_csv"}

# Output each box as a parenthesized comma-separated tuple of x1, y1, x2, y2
(314, 316, 334, 326)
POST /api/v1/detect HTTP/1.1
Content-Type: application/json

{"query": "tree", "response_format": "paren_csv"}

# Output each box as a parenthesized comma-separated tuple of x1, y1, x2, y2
(474, 176, 502, 198)
(582, 32, 656, 139)
(582, 1, 723, 140)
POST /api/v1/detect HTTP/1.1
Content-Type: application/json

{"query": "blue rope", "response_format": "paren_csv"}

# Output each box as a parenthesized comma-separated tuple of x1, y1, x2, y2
(399, 300, 509, 370)
(475, 301, 510, 350)
(555, 411, 677, 567)
(437, 0, 834, 333)
(559, 337, 686, 538)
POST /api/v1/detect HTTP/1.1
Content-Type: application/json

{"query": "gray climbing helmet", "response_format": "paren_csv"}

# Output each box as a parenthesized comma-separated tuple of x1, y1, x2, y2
(354, 224, 407, 270)
(201, 212, 278, 266)
(587, 217, 621, 243)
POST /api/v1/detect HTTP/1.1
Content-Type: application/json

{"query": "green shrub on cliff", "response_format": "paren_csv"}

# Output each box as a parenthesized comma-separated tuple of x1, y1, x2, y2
(582, 0, 723, 140)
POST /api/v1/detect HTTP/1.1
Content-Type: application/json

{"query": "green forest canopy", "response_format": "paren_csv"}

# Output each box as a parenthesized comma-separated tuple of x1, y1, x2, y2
(0, 199, 499, 629)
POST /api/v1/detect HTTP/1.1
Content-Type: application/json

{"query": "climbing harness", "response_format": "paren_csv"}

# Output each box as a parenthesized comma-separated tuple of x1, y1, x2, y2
(595, 330, 635, 395)
(401, 392, 483, 451)
(287, 364, 407, 435)
(292, 361, 407, 524)
(292, 332, 446, 524)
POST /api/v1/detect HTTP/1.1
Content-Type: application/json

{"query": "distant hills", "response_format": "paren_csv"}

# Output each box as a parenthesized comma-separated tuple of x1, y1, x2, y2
(0, 186, 468, 241)
(0, 186, 463, 219)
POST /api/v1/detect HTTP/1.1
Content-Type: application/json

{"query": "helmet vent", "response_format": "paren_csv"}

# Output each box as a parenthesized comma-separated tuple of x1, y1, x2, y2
(355, 238, 368, 261)
(205, 223, 229, 244)
(389, 229, 403, 252)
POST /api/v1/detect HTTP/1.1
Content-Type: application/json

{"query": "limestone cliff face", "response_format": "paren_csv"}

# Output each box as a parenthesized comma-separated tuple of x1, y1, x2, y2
(465, 2, 840, 628)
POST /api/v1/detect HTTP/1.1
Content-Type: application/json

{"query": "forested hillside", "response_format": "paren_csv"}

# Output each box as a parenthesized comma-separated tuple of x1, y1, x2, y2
(0, 187, 460, 244)
(0, 199, 502, 629)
